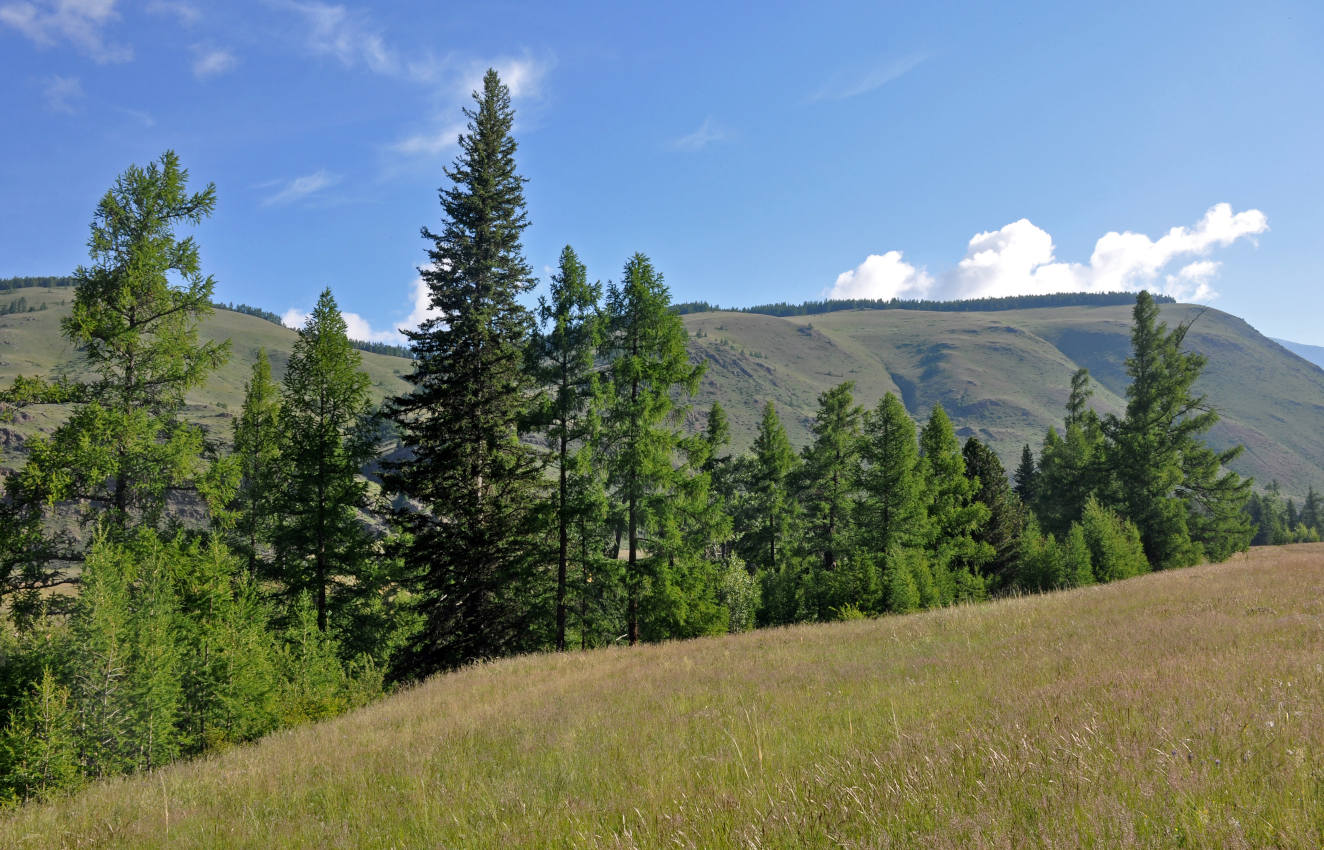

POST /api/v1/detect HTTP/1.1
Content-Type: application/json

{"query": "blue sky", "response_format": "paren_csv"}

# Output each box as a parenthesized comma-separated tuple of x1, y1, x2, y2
(2, 0, 1322, 344)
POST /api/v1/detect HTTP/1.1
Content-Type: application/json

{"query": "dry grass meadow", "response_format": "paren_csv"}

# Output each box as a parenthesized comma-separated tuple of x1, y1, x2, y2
(3, 543, 1321, 848)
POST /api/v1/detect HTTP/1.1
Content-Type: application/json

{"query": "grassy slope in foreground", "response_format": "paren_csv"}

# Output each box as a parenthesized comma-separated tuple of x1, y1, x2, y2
(4, 545, 1322, 849)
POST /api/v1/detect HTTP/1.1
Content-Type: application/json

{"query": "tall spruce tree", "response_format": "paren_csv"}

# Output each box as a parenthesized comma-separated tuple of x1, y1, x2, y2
(962, 436, 1025, 589)
(0, 151, 229, 619)
(858, 392, 928, 558)
(601, 253, 704, 644)
(741, 402, 798, 573)
(384, 70, 546, 674)
(1104, 292, 1251, 568)
(273, 289, 377, 642)
(230, 350, 281, 576)
(1013, 443, 1038, 505)
(531, 246, 603, 651)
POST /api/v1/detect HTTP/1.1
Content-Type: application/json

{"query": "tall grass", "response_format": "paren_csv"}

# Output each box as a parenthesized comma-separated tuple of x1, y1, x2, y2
(3, 544, 1321, 848)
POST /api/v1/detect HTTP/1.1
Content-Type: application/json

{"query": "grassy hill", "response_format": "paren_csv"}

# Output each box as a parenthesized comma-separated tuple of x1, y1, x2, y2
(2, 543, 1320, 848)
(684, 303, 1324, 498)
(1273, 337, 1324, 371)
(0, 286, 411, 472)
(4, 287, 1323, 497)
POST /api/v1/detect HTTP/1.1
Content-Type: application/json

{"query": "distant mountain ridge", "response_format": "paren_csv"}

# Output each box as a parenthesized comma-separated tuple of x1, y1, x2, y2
(1271, 337, 1324, 371)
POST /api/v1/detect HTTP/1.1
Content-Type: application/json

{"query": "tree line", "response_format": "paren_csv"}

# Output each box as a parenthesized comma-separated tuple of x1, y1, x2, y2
(0, 70, 1257, 804)
(672, 291, 1176, 317)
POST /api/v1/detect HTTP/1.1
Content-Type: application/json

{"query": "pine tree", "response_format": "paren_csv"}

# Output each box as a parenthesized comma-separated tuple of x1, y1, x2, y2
(1301, 486, 1322, 535)
(601, 253, 704, 644)
(0, 151, 230, 614)
(797, 382, 864, 619)
(858, 393, 928, 559)
(231, 350, 281, 576)
(274, 289, 378, 646)
(1104, 292, 1251, 568)
(531, 245, 603, 651)
(384, 70, 547, 675)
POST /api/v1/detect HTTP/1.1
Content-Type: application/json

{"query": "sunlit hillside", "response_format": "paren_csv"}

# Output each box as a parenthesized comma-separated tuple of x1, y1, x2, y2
(1, 544, 1320, 849)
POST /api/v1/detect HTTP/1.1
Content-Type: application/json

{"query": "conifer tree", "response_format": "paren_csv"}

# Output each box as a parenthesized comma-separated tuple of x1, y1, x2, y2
(740, 402, 799, 574)
(601, 253, 704, 644)
(798, 382, 864, 619)
(274, 289, 378, 643)
(384, 70, 547, 675)
(0, 151, 230, 614)
(858, 393, 928, 560)
(1104, 292, 1251, 568)
(1013, 443, 1038, 505)
(0, 668, 80, 802)
(231, 350, 281, 576)
(919, 404, 991, 601)
(531, 246, 603, 651)
(1034, 369, 1107, 536)
(962, 436, 1025, 589)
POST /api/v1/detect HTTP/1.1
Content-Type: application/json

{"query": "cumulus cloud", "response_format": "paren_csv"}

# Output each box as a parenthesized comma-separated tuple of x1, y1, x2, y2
(41, 74, 83, 113)
(669, 117, 727, 152)
(828, 203, 1267, 303)
(829, 250, 932, 301)
(192, 45, 236, 78)
(259, 170, 340, 206)
(282, 306, 403, 344)
(0, 0, 131, 62)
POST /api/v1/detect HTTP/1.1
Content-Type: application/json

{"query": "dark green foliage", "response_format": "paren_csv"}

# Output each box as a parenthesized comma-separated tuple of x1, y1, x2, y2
(797, 382, 864, 619)
(1013, 444, 1038, 505)
(601, 253, 706, 644)
(213, 301, 284, 325)
(1034, 370, 1107, 536)
(385, 70, 547, 676)
(273, 290, 381, 651)
(1104, 292, 1251, 568)
(0, 276, 77, 291)
(739, 402, 800, 577)
(531, 245, 603, 651)
(962, 436, 1025, 589)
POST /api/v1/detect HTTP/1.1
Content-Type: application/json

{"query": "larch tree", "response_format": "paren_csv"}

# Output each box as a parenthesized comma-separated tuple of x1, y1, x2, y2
(273, 289, 377, 642)
(601, 252, 703, 645)
(797, 382, 863, 619)
(1103, 292, 1251, 568)
(530, 245, 603, 651)
(384, 69, 547, 675)
(919, 404, 991, 602)
(230, 350, 281, 576)
(0, 150, 229, 620)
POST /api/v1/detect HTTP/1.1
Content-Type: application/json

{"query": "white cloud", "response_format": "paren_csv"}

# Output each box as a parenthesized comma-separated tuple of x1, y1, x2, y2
(404, 274, 442, 329)
(41, 73, 82, 113)
(829, 203, 1268, 303)
(283, 0, 397, 75)
(390, 120, 466, 157)
(812, 53, 927, 102)
(259, 170, 341, 206)
(0, 0, 131, 62)
(829, 250, 932, 300)
(192, 45, 236, 78)
(669, 117, 727, 152)
(282, 306, 402, 344)
(145, 0, 198, 25)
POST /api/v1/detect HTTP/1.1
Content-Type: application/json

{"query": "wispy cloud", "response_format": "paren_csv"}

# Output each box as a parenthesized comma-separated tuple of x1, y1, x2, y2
(115, 105, 155, 127)
(281, 0, 397, 75)
(389, 53, 554, 160)
(828, 203, 1268, 303)
(259, 170, 341, 206)
(668, 117, 727, 152)
(41, 74, 83, 113)
(0, 0, 132, 62)
(812, 53, 927, 102)
(192, 45, 237, 78)
(145, 0, 199, 26)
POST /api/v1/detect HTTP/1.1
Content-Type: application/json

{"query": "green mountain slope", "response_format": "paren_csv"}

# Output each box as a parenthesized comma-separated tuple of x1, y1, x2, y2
(2, 543, 1320, 848)
(685, 303, 1324, 498)
(0, 286, 411, 472)
(1272, 337, 1324, 371)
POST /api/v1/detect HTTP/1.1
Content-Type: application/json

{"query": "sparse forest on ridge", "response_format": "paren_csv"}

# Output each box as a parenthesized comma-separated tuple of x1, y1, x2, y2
(0, 70, 1317, 830)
